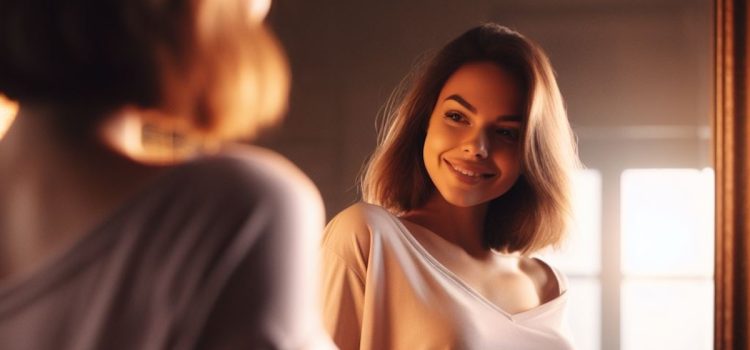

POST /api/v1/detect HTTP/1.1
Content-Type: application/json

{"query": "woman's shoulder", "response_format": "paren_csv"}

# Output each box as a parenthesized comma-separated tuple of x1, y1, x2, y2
(170, 144, 323, 213)
(324, 202, 396, 237)
(322, 202, 391, 265)
(193, 144, 319, 197)
(328, 201, 388, 227)
(130, 144, 325, 248)
(521, 256, 566, 299)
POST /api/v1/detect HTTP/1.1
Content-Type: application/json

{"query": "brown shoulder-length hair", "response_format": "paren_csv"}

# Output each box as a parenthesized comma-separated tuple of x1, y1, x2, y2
(0, 0, 287, 141)
(361, 23, 580, 254)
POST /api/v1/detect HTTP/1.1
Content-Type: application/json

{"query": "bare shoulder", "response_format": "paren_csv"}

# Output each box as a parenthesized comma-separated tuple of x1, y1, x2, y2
(519, 257, 562, 302)
(322, 202, 382, 265)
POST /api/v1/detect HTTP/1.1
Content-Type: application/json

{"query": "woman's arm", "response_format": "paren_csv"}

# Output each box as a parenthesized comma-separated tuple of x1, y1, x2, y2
(319, 204, 373, 350)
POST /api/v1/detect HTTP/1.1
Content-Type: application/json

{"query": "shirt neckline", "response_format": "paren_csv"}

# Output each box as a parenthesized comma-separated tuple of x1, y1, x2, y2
(373, 204, 567, 322)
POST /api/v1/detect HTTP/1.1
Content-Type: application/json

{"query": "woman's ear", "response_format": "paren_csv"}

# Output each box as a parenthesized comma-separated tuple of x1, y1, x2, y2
(97, 106, 218, 165)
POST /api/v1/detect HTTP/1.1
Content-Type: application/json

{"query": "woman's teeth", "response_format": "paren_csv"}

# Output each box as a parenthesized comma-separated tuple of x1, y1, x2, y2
(451, 163, 481, 177)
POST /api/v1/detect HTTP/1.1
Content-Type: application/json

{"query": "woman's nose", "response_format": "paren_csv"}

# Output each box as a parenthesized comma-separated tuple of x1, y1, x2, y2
(462, 131, 489, 159)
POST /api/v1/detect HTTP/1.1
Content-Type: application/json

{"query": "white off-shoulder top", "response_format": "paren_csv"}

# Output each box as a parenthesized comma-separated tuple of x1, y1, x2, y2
(321, 202, 576, 350)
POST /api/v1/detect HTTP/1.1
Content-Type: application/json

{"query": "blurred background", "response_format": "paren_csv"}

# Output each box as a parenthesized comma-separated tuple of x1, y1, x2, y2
(0, 0, 714, 349)
(263, 1, 713, 350)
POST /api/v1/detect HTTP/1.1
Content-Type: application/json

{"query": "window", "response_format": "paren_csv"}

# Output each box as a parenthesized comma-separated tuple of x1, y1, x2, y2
(542, 168, 714, 350)
(620, 169, 713, 350)
(541, 169, 602, 350)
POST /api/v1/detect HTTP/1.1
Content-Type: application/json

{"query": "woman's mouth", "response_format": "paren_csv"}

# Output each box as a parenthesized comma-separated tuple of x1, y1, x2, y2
(445, 159, 495, 182)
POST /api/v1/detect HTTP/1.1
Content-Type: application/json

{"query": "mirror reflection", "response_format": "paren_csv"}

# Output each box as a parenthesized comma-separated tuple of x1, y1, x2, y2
(0, 0, 713, 349)
(266, 1, 712, 349)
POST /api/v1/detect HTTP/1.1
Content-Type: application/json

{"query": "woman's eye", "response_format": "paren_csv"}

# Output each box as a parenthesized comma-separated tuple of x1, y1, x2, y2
(444, 111, 466, 123)
(496, 128, 520, 141)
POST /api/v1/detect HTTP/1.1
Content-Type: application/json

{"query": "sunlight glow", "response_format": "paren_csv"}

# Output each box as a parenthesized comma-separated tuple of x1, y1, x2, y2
(622, 280, 713, 350)
(539, 169, 602, 350)
(621, 168, 714, 276)
(541, 169, 602, 275)
(620, 168, 714, 350)
(0, 95, 18, 139)
(566, 279, 601, 350)
(247, 0, 271, 23)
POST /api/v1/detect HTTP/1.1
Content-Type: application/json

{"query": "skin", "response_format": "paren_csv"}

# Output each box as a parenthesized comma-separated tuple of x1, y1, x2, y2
(400, 61, 559, 315)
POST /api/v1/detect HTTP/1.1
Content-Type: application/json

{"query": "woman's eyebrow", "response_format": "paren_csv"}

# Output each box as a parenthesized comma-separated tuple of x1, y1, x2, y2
(445, 94, 522, 122)
(444, 94, 476, 113)
(497, 114, 523, 122)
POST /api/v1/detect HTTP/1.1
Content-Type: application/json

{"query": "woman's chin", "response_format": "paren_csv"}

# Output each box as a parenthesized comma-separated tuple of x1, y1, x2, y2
(439, 192, 488, 208)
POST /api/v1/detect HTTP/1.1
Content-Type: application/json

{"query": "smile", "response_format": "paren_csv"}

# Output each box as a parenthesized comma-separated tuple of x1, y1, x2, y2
(445, 159, 496, 181)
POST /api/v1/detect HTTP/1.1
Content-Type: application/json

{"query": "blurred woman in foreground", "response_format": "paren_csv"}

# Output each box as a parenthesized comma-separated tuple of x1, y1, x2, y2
(0, 0, 332, 348)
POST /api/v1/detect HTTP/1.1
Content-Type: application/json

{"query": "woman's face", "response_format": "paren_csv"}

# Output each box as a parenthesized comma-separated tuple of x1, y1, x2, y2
(423, 61, 524, 208)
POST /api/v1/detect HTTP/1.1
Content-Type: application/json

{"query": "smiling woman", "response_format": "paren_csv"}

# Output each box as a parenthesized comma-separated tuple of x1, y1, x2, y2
(423, 62, 524, 209)
(320, 23, 580, 350)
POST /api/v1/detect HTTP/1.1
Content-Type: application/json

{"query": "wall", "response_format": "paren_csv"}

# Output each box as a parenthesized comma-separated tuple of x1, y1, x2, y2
(263, 0, 712, 218)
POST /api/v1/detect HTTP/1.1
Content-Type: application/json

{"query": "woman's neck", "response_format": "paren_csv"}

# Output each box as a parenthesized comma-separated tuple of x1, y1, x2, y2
(0, 106, 164, 280)
(401, 193, 490, 258)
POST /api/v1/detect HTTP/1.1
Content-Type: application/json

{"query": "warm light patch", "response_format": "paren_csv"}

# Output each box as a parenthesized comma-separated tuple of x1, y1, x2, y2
(621, 168, 714, 277)
(542, 169, 602, 275)
(247, 0, 271, 24)
(195, 0, 289, 140)
(620, 168, 714, 350)
(0, 94, 18, 139)
(98, 108, 216, 165)
(539, 169, 602, 350)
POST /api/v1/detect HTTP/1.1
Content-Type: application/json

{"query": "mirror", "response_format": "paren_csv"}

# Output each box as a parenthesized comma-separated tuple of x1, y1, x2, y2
(265, 1, 713, 349)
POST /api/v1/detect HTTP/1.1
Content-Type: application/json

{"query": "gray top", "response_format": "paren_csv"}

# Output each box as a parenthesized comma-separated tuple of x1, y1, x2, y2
(0, 146, 333, 350)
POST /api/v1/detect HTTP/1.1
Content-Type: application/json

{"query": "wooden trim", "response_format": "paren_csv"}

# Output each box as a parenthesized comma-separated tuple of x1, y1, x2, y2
(715, 0, 750, 348)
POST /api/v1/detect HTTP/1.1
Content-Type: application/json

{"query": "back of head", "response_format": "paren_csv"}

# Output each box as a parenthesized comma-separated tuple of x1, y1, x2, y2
(0, 0, 288, 150)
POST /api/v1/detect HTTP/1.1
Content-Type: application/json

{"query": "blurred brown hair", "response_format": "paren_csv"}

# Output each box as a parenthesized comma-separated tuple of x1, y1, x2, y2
(0, 0, 288, 141)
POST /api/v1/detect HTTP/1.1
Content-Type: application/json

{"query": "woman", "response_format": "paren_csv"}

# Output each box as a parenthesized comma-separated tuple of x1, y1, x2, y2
(321, 23, 579, 349)
(0, 0, 331, 349)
